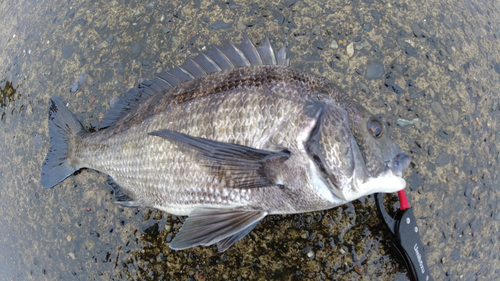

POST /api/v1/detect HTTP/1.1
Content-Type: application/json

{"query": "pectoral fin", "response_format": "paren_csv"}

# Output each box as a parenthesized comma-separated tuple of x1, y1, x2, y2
(169, 208, 266, 252)
(149, 129, 289, 189)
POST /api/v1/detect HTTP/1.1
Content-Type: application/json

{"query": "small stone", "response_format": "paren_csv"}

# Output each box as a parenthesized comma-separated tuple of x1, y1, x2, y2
(436, 152, 453, 167)
(354, 264, 365, 275)
(338, 39, 344, 45)
(346, 43, 354, 57)
(329, 40, 338, 49)
(380, 249, 385, 255)
(360, 82, 369, 94)
(78, 73, 87, 85)
(209, 20, 231, 30)
(431, 102, 449, 123)
(441, 257, 445, 264)
(67, 235, 71, 242)
(132, 43, 142, 55)
(164, 224, 171, 232)
(85, 74, 94, 86)
(339, 248, 346, 254)
(236, 21, 245, 30)
(302, 246, 312, 254)
(89, 96, 96, 103)
(411, 23, 422, 37)
(452, 249, 460, 261)
(306, 250, 315, 259)
(365, 63, 384, 79)
(448, 64, 456, 71)
(301, 231, 308, 239)
(355, 40, 369, 50)
(86, 206, 91, 212)
(471, 176, 477, 182)
(397, 118, 420, 127)
(454, 167, 458, 174)
(71, 83, 78, 93)
(69, 252, 76, 259)
(62, 46, 74, 59)
(312, 25, 321, 35)
(452, 109, 459, 124)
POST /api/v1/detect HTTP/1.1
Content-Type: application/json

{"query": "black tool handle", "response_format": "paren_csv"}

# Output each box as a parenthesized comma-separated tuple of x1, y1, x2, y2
(394, 208, 434, 281)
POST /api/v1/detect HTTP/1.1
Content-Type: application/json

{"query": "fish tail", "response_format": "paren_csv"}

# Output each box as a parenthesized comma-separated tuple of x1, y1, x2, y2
(41, 96, 85, 188)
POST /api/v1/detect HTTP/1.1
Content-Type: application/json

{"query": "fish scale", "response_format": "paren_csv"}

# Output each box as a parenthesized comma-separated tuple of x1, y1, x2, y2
(41, 35, 411, 252)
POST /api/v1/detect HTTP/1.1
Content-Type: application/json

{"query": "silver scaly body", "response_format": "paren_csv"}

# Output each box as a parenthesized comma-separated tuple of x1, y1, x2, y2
(41, 34, 411, 252)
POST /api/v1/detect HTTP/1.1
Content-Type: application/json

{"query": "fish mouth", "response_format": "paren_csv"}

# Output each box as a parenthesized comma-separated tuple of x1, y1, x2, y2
(387, 153, 411, 178)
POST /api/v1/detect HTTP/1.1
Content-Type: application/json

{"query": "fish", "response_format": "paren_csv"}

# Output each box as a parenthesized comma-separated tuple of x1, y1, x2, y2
(41, 34, 411, 252)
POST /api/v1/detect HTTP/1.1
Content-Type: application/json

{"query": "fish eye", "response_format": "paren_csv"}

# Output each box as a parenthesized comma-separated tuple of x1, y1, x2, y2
(367, 119, 383, 138)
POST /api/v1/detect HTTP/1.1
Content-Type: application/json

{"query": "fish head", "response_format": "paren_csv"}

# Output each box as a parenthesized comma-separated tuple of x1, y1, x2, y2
(309, 94, 411, 202)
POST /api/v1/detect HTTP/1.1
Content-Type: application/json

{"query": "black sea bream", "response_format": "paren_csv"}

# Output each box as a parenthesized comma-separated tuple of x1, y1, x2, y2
(41, 34, 411, 252)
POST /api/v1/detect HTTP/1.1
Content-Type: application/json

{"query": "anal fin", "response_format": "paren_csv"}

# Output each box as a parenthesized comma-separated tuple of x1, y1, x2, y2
(169, 208, 266, 252)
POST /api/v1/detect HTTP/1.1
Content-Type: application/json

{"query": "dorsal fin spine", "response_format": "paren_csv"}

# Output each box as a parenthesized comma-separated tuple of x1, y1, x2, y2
(100, 34, 288, 129)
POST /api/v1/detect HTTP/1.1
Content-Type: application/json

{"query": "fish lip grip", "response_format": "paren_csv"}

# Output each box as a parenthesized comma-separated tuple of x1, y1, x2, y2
(375, 191, 434, 281)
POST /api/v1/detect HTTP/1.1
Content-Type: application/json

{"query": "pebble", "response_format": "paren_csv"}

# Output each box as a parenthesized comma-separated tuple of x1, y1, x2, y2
(411, 23, 422, 37)
(132, 43, 142, 55)
(62, 46, 74, 59)
(436, 152, 453, 167)
(452, 109, 459, 124)
(312, 25, 321, 35)
(355, 40, 369, 50)
(448, 64, 456, 71)
(431, 102, 449, 123)
(78, 73, 87, 85)
(365, 63, 384, 79)
(451, 249, 460, 261)
(67, 235, 71, 241)
(85, 73, 94, 86)
(346, 43, 354, 57)
(397, 118, 420, 127)
(209, 20, 231, 30)
(236, 21, 245, 30)
(329, 40, 338, 49)
(71, 83, 78, 93)
(441, 257, 445, 264)
(354, 264, 365, 275)
(301, 231, 308, 239)
(338, 39, 344, 45)
(306, 250, 315, 259)
(359, 82, 369, 94)
(302, 246, 312, 254)
(86, 206, 91, 211)
(454, 167, 458, 174)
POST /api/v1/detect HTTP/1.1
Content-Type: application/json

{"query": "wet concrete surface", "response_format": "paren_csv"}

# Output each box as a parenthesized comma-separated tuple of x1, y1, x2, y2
(1, 0, 499, 280)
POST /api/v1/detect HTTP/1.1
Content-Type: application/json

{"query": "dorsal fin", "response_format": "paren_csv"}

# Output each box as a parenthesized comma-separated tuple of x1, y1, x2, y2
(100, 34, 288, 129)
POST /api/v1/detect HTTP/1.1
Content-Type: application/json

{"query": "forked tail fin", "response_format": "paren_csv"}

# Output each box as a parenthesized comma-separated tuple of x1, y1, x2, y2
(41, 97, 86, 188)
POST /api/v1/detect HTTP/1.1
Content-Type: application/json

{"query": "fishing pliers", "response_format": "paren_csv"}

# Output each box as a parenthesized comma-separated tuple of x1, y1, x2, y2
(375, 190, 434, 281)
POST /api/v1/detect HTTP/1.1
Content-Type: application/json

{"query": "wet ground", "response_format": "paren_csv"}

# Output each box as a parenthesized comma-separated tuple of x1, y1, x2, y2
(1, 0, 499, 280)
